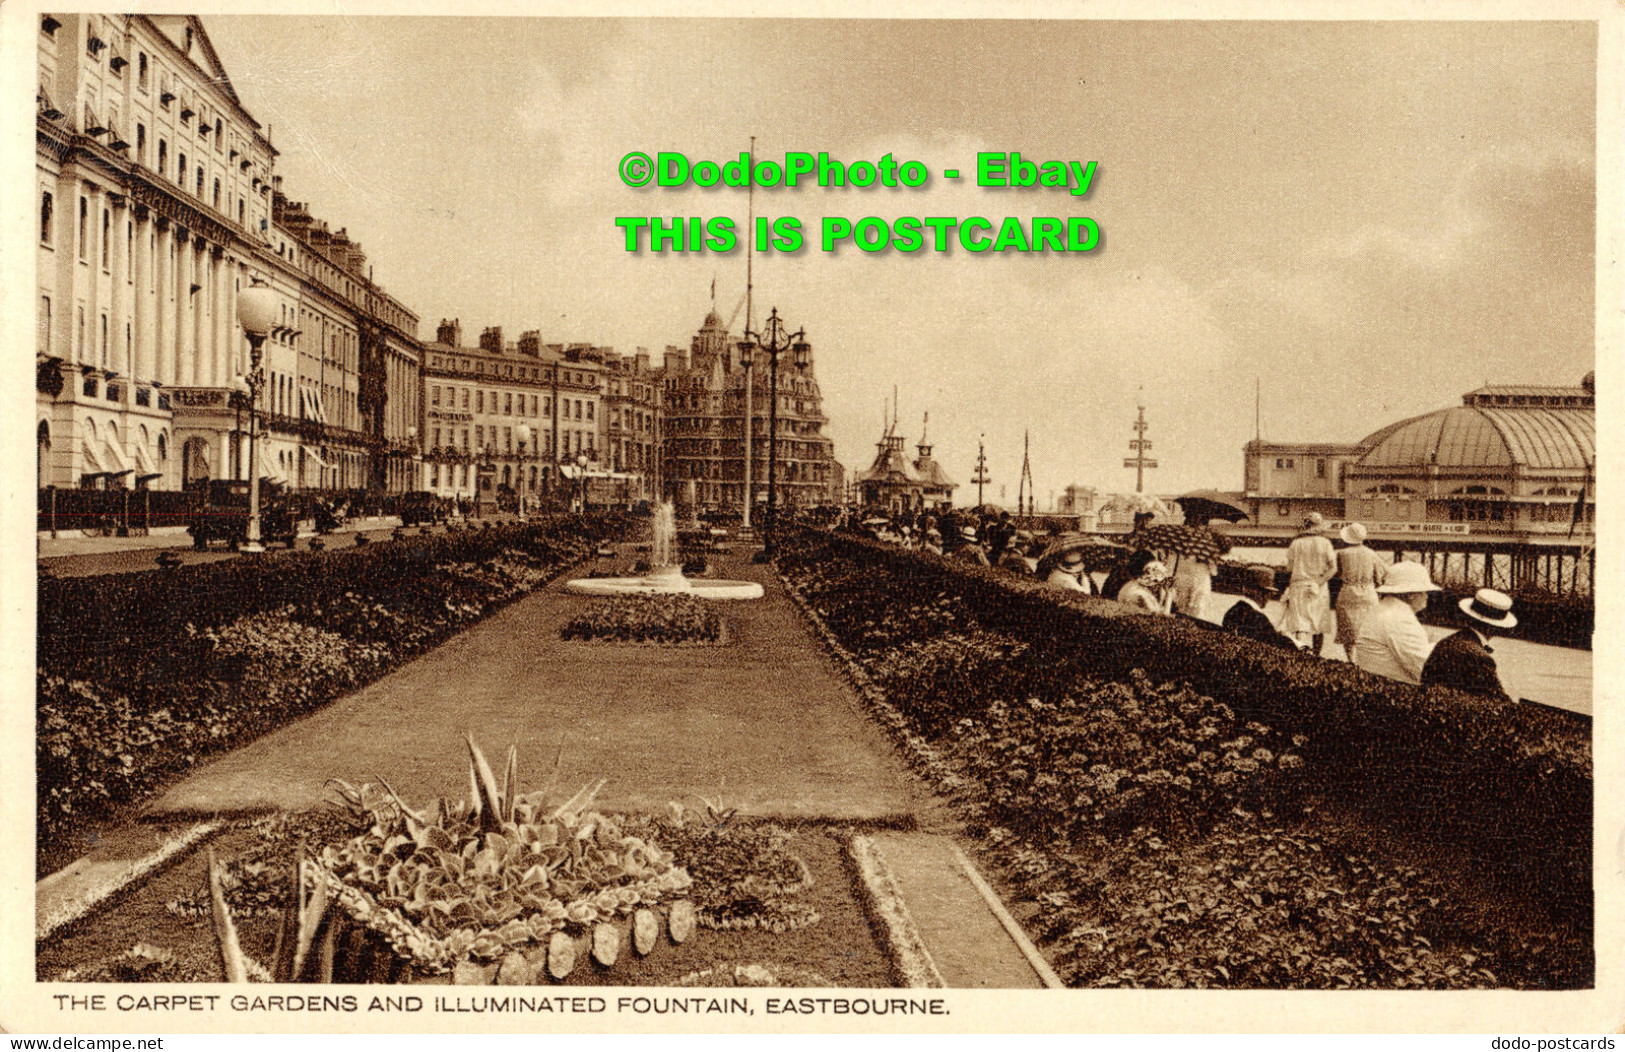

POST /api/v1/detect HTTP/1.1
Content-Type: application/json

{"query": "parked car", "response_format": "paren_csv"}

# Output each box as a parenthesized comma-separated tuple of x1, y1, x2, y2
(188, 479, 297, 549)
(399, 490, 446, 527)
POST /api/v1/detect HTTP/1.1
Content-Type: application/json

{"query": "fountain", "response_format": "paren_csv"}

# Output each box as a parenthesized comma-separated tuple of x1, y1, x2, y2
(565, 502, 763, 600)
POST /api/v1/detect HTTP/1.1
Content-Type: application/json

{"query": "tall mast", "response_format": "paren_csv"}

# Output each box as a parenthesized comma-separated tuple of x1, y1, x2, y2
(741, 135, 756, 528)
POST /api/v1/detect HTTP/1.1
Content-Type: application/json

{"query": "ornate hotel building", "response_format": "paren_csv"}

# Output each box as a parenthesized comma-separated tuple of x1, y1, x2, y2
(35, 14, 420, 494)
(660, 308, 837, 514)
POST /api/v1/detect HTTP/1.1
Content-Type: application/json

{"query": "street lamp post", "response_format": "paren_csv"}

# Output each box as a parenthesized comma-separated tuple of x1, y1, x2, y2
(737, 307, 810, 558)
(235, 278, 279, 553)
(516, 424, 532, 521)
(576, 452, 589, 514)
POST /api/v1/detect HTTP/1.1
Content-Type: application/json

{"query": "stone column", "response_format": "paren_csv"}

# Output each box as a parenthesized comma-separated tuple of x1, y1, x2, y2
(110, 198, 131, 382)
(154, 219, 172, 384)
(175, 231, 193, 386)
(131, 210, 149, 383)
(189, 239, 205, 387)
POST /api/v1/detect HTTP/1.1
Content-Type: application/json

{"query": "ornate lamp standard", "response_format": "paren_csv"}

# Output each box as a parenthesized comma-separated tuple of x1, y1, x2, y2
(405, 426, 418, 492)
(515, 424, 532, 521)
(736, 307, 810, 557)
(235, 278, 279, 553)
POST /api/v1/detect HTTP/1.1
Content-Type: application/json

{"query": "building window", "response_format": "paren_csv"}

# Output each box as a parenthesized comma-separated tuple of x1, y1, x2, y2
(78, 197, 88, 259)
(178, 153, 186, 186)
(476, 390, 484, 413)
(40, 191, 52, 245)
(586, 402, 594, 421)
(100, 313, 108, 366)
(475, 425, 484, 449)
(504, 427, 512, 452)
(1316, 458, 1327, 479)
(158, 139, 167, 176)
(214, 118, 223, 150)
(431, 385, 440, 406)
(462, 389, 470, 409)
(504, 392, 513, 415)
(238, 198, 245, 225)
(213, 178, 221, 209)
(38, 296, 51, 355)
(136, 123, 146, 165)
(196, 166, 204, 196)
(101, 208, 110, 269)
(138, 52, 148, 91)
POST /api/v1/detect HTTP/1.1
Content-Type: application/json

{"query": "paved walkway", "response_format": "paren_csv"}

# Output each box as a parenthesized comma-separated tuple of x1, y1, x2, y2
(146, 551, 927, 822)
(1206, 592, 1591, 714)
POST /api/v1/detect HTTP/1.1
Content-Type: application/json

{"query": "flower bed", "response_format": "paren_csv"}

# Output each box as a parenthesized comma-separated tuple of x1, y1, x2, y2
(36, 517, 618, 861)
(777, 528, 1591, 988)
(559, 594, 725, 645)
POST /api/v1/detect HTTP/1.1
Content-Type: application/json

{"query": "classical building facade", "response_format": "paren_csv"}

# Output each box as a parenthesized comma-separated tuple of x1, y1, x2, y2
(420, 322, 615, 503)
(35, 13, 420, 494)
(660, 309, 837, 514)
(601, 348, 662, 503)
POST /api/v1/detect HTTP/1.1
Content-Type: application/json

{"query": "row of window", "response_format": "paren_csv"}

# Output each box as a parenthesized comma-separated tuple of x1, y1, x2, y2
(429, 384, 602, 422)
(426, 425, 597, 458)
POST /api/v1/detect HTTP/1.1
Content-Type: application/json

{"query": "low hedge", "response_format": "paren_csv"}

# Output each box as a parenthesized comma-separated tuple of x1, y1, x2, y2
(777, 528, 1591, 931)
(36, 516, 621, 859)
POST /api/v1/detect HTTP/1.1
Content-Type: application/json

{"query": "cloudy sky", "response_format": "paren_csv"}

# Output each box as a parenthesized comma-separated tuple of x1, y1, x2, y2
(206, 17, 1596, 504)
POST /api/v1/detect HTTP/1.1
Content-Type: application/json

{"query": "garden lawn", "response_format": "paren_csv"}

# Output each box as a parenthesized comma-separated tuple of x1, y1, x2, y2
(145, 552, 926, 823)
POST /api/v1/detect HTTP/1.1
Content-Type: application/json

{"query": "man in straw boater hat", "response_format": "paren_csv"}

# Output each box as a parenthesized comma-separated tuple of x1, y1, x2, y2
(1281, 512, 1338, 654)
(1221, 566, 1299, 651)
(1351, 560, 1441, 686)
(1420, 588, 1516, 703)
(1045, 547, 1093, 593)
(954, 525, 991, 567)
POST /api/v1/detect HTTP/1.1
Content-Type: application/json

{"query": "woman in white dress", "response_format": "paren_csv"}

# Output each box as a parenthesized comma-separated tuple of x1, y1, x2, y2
(1334, 522, 1388, 664)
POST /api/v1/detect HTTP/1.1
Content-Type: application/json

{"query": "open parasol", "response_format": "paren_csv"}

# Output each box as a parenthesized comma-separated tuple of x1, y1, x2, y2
(1036, 532, 1129, 574)
(1135, 522, 1227, 565)
(1174, 490, 1251, 524)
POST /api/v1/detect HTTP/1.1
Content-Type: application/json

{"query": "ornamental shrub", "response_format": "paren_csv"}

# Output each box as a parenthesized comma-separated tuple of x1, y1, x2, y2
(777, 528, 1591, 932)
(36, 517, 618, 857)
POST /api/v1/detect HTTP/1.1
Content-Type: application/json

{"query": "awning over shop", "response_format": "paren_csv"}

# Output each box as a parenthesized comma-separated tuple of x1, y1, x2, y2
(301, 445, 331, 470)
(299, 388, 329, 425)
(131, 440, 155, 474)
(81, 442, 103, 473)
(103, 438, 130, 473)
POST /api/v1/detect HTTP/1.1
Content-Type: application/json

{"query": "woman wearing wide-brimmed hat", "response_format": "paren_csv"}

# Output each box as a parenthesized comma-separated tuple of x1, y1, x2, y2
(1352, 560, 1440, 685)
(1333, 521, 1387, 664)
(1281, 512, 1337, 653)
(1117, 559, 1171, 614)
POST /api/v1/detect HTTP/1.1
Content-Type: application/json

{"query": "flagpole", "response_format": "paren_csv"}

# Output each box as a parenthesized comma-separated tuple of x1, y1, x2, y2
(742, 134, 756, 530)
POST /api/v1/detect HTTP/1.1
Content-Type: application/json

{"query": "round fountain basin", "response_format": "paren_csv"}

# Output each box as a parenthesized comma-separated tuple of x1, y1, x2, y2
(565, 576, 763, 600)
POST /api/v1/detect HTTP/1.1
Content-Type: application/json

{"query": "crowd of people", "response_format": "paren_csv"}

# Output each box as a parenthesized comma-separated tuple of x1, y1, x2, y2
(839, 506, 1517, 703)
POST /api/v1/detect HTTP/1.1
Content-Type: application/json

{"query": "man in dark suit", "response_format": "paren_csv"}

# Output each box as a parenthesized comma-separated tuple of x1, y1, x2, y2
(1221, 567, 1300, 651)
(1421, 588, 1515, 702)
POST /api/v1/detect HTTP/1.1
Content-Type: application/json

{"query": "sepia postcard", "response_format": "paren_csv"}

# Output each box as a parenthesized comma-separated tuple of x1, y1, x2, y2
(3, 0, 1621, 1036)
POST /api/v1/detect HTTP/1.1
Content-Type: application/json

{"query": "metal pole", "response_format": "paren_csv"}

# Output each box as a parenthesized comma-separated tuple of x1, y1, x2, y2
(243, 335, 266, 552)
(765, 340, 780, 556)
(742, 360, 753, 529)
